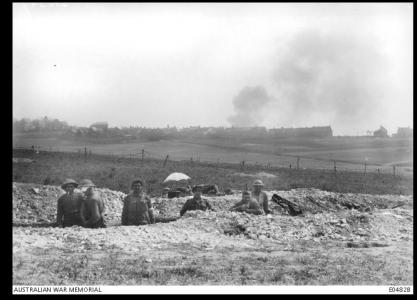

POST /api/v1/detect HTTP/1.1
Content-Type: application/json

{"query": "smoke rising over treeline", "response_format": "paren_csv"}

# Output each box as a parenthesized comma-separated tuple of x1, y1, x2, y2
(228, 29, 393, 133)
(227, 86, 275, 127)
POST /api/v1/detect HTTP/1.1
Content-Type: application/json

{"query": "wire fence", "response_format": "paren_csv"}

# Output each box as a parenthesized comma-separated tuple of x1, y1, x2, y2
(13, 144, 413, 180)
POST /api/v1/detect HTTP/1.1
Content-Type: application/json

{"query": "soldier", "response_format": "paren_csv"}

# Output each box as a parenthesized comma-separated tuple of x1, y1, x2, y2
(161, 187, 170, 198)
(121, 179, 155, 226)
(79, 179, 106, 228)
(56, 179, 84, 227)
(229, 190, 263, 215)
(180, 185, 213, 216)
(251, 179, 271, 214)
(192, 184, 220, 195)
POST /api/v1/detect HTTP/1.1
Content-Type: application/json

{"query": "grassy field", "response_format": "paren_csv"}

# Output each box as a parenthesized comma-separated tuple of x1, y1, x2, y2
(181, 137, 413, 168)
(13, 240, 413, 285)
(13, 134, 413, 175)
(12, 149, 413, 195)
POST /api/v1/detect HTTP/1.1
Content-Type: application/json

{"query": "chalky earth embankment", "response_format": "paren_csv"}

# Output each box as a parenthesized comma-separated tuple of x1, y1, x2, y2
(12, 182, 413, 285)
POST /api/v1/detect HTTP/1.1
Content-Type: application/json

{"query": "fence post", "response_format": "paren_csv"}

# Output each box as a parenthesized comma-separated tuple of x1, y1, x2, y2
(333, 161, 337, 175)
(297, 156, 300, 170)
(141, 149, 144, 162)
(84, 147, 87, 161)
(364, 163, 367, 175)
(289, 164, 291, 169)
(163, 155, 169, 167)
(377, 168, 380, 177)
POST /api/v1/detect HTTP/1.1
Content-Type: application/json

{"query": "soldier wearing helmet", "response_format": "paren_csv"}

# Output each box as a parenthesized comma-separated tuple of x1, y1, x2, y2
(229, 190, 263, 215)
(252, 179, 271, 214)
(56, 179, 84, 227)
(180, 185, 213, 216)
(121, 179, 155, 226)
(79, 179, 106, 228)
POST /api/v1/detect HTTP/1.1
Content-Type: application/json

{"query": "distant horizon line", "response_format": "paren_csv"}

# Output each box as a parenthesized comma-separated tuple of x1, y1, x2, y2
(12, 116, 413, 133)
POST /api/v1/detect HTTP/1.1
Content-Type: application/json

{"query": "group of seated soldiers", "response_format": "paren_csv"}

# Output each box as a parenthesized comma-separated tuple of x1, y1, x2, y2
(56, 177, 270, 228)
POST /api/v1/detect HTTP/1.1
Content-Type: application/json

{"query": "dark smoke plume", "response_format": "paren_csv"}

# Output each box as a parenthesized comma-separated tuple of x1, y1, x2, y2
(271, 29, 390, 131)
(228, 29, 391, 133)
(227, 86, 274, 127)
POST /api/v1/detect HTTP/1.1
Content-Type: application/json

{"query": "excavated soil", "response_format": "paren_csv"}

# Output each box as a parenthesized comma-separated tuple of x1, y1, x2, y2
(13, 182, 413, 247)
(12, 182, 413, 285)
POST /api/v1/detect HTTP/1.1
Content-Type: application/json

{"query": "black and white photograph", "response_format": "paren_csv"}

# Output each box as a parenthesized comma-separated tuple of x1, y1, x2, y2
(12, 2, 413, 294)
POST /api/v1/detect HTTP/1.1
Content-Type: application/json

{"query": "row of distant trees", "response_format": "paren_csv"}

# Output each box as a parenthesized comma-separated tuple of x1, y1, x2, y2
(118, 125, 334, 140)
(15, 117, 411, 142)
(13, 117, 335, 141)
(24, 117, 413, 142)
(13, 117, 70, 133)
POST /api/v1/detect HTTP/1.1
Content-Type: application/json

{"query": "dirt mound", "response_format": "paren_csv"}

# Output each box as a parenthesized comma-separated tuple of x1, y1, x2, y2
(13, 206, 413, 255)
(152, 188, 413, 218)
(13, 182, 125, 226)
(12, 183, 413, 286)
(232, 172, 276, 178)
(13, 182, 413, 227)
(13, 158, 34, 163)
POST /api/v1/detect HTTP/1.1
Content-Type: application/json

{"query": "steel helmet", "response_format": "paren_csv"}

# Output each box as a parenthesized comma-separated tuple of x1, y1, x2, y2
(61, 178, 78, 190)
(253, 179, 264, 187)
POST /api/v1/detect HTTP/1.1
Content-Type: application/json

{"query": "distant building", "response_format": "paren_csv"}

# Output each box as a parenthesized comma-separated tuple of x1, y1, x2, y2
(373, 126, 389, 138)
(90, 122, 108, 132)
(269, 126, 333, 138)
(393, 127, 413, 138)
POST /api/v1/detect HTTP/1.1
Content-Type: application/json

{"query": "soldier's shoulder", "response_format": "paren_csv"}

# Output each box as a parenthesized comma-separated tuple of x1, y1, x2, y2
(57, 194, 66, 201)
(184, 197, 194, 204)
(260, 191, 268, 198)
(145, 195, 152, 203)
(91, 191, 102, 200)
(77, 193, 87, 201)
(250, 199, 261, 206)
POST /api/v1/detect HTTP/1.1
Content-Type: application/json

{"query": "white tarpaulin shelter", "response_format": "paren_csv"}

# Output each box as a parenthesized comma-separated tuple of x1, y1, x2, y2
(163, 172, 191, 183)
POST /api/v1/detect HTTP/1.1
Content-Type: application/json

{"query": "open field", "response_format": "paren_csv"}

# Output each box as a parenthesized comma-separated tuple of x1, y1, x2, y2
(181, 137, 413, 168)
(13, 134, 413, 174)
(12, 149, 413, 195)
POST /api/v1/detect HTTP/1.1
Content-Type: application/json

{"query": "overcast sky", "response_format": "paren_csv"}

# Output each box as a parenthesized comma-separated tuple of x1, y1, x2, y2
(13, 3, 413, 135)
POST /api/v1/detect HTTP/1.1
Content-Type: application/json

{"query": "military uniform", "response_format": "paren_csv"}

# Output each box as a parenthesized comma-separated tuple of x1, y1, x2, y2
(121, 193, 155, 225)
(192, 184, 219, 195)
(80, 191, 106, 228)
(180, 196, 213, 216)
(56, 192, 84, 227)
(230, 199, 264, 215)
(252, 191, 271, 214)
